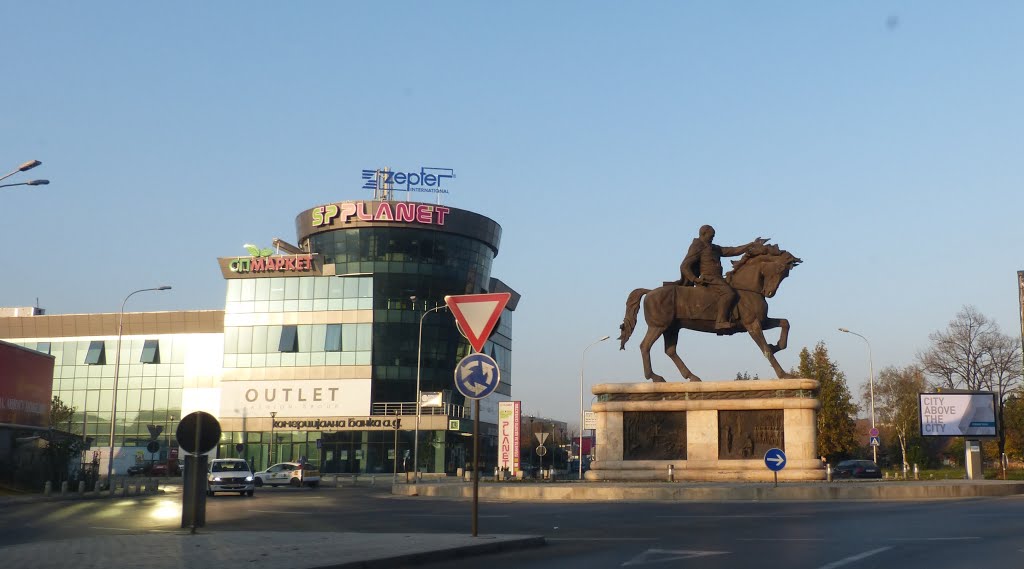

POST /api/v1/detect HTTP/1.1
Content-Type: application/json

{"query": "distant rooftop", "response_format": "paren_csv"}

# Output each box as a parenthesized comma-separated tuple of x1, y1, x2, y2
(0, 307, 45, 317)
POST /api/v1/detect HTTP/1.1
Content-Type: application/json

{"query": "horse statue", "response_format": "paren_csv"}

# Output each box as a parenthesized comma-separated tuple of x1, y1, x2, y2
(618, 243, 801, 382)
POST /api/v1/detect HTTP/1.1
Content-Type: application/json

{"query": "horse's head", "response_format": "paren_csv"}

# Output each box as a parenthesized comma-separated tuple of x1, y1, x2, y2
(728, 247, 801, 298)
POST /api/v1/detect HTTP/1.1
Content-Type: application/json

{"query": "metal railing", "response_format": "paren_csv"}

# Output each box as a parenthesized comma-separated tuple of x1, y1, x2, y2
(371, 402, 468, 418)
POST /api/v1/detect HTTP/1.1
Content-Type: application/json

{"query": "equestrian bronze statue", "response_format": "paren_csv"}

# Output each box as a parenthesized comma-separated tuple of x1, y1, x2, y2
(618, 228, 801, 382)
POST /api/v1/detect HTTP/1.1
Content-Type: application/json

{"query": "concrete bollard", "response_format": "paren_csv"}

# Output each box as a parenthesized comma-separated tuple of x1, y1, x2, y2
(913, 464, 919, 481)
(668, 464, 675, 482)
(61, 481, 69, 495)
(370, 475, 375, 486)
(78, 480, 86, 495)
(826, 464, 832, 483)
(44, 481, 52, 496)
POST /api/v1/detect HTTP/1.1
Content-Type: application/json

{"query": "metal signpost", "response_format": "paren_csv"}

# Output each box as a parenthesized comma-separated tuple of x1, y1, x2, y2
(446, 293, 510, 538)
(175, 412, 222, 532)
(763, 448, 787, 487)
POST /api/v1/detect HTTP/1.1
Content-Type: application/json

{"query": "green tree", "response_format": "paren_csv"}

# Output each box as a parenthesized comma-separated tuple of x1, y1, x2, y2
(797, 342, 859, 462)
(863, 365, 927, 470)
(50, 395, 75, 430)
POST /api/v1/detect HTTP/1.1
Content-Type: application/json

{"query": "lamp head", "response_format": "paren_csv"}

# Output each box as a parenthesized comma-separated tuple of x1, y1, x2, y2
(157, 286, 171, 291)
(838, 328, 849, 333)
(19, 160, 41, 172)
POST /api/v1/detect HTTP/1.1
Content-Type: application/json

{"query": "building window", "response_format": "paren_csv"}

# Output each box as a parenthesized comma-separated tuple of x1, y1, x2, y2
(325, 324, 342, 352)
(35, 342, 51, 355)
(141, 339, 160, 364)
(279, 325, 298, 353)
(85, 340, 106, 365)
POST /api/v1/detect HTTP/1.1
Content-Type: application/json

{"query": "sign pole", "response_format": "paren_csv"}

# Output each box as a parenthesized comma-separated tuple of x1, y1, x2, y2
(472, 399, 480, 537)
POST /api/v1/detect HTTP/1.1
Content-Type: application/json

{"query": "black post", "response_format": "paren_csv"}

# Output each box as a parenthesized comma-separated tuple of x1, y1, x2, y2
(472, 399, 480, 537)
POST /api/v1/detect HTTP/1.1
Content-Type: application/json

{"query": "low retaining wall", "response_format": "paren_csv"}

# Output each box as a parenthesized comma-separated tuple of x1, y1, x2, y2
(392, 481, 1024, 501)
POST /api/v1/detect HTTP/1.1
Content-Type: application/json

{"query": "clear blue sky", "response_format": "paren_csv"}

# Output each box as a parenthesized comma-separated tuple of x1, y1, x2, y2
(3, 2, 1022, 424)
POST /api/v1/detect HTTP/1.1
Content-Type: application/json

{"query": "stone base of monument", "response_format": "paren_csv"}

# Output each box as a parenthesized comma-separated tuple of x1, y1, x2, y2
(585, 379, 826, 482)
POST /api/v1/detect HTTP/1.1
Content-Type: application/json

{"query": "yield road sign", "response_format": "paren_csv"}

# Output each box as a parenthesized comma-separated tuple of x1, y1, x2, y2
(454, 353, 500, 399)
(535, 432, 549, 445)
(869, 436, 881, 447)
(444, 293, 511, 353)
(763, 448, 787, 472)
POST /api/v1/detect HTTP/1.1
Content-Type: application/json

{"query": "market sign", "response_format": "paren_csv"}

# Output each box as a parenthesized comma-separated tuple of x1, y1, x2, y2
(218, 252, 323, 279)
(919, 392, 997, 437)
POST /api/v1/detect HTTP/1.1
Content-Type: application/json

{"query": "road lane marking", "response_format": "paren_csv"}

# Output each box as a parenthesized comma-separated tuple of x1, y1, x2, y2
(816, 547, 891, 569)
(249, 510, 305, 514)
(656, 514, 809, 519)
(739, 538, 826, 541)
(622, 549, 728, 566)
(547, 538, 657, 542)
(884, 537, 980, 541)
(402, 514, 510, 518)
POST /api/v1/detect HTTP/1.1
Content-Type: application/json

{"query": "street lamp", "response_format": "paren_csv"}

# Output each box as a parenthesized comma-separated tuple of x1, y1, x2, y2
(580, 335, 610, 480)
(0, 179, 49, 190)
(0, 159, 41, 184)
(269, 411, 277, 466)
(106, 286, 172, 484)
(839, 327, 876, 464)
(413, 299, 447, 482)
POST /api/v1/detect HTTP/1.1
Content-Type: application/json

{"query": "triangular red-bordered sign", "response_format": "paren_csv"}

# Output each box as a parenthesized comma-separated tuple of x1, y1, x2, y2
(444, 293, 511, 353)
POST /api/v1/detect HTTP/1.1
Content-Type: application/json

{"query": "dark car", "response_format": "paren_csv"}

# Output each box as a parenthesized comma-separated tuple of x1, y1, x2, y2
(833, 459, 882, 479)
(150, 462, 180, 476)
(126, 464, 147, 476)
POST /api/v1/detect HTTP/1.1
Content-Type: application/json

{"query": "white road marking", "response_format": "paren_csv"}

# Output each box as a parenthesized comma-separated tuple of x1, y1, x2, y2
(248, 509, 305, 514)
(815, 547, 891, 569)
(402, 514, 510, 518)
(738, 538, 826, 541)
(622, 549, 729, 566)
(657, 514, 809, 519)
(884, 537, 980, 541)
(547, 538, 657, 542)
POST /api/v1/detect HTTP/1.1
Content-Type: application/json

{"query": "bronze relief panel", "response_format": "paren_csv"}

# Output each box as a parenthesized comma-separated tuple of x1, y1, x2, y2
(623, 411, 687, 461)
(718, 410, 784, 460)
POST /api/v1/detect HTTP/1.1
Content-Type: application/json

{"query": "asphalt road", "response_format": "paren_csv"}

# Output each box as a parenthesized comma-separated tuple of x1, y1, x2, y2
(3, 483, 1024, 569)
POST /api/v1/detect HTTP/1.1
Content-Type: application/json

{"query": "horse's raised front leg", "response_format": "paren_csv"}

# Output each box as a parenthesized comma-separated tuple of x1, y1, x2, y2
(639, 326, 667, 382)
(746, 321, 793, 379)
(761, 317, 790, 354)
(663, 327, 701, 382)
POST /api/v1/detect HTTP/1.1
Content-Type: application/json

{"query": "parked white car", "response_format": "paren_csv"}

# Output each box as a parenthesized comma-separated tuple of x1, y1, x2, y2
(207, 458, 255, 496)
(255, 462, 320, 488)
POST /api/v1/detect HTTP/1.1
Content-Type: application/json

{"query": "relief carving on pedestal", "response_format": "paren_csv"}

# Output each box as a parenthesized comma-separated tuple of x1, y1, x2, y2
(623, 411, 687, 461)
(718, 410, 784, 460)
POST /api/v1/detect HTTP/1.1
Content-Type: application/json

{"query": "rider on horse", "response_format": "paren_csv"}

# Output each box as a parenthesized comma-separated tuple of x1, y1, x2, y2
(677, 225, 768, 330)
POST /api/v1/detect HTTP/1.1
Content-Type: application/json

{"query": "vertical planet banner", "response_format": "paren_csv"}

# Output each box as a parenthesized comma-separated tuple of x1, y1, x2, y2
(498, 401, 521, 476)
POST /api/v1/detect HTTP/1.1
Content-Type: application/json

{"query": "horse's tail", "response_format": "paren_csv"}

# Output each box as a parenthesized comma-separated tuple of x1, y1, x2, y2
(618, 288, 651, 349)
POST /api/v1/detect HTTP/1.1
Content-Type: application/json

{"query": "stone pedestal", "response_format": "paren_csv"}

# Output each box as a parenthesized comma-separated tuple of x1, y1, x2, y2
(586, 379, 825, 482)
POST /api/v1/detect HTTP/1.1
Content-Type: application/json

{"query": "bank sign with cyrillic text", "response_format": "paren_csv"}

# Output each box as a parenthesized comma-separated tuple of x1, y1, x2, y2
(919, 392, 997, 437)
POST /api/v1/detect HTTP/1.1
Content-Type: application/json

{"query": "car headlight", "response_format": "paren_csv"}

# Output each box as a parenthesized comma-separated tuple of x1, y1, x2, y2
(245, 476, 254, 482)
(212, 476, 222, 482)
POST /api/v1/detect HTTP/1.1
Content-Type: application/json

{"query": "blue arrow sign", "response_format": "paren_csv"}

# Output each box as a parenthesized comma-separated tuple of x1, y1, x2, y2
(763, 448, 787, 472)
(454, 353, 500, 400)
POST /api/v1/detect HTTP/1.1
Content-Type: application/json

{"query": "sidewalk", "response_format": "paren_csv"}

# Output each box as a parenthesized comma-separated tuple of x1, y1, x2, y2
(0, 531, 545, 569)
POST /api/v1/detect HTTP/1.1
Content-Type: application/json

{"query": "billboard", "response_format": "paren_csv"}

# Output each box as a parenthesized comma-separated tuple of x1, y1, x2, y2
(0, 341, 54, 428)
(498, 401, 521, 476)
(919, 392, 997, 437)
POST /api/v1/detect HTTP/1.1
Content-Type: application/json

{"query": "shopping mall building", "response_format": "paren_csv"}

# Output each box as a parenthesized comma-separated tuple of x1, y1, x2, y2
(0, 194, 518, 476)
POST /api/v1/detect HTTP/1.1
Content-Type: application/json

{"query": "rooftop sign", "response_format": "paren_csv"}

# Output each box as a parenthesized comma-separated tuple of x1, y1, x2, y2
(311, 201, 449, 228)
(362, 167, 454, 194)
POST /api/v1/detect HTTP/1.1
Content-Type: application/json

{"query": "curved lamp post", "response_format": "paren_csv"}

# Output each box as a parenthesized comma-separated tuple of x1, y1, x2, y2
(1, 159, 47, 190)
(413, 301, 448, 482)
(105, 286, 172, 484)
(839, 327, 876, 464)
(0, 179, 49, 190)
(580, 335, 610, 480)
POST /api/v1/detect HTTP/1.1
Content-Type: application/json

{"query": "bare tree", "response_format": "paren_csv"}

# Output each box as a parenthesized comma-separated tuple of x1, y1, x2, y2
(863, 366, 927, 470)
(917, 305, 1023, 460)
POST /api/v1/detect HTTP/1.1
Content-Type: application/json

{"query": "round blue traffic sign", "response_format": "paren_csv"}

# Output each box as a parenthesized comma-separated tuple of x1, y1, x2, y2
(454, 353, 500, 399)
(763, 448, 787, 472)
